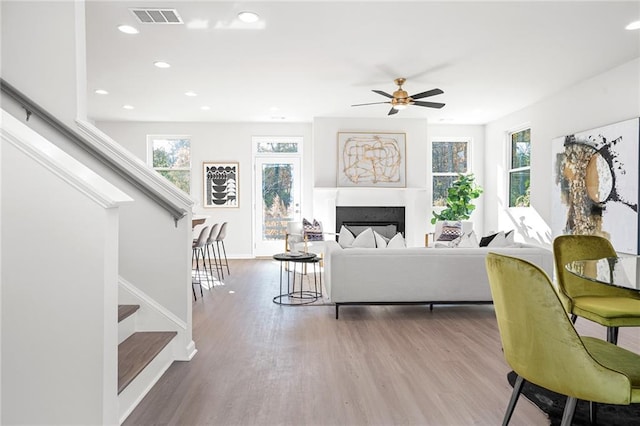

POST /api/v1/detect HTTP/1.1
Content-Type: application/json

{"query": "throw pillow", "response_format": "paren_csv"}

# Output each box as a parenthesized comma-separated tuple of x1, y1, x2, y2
(303, 218, 324, 241)
(456, 231, 479, 248)
(387, 233, 406, 248)
(487, 230, 516, 247)
(436, 221, 463, 242)
(338, 225, 355, 248)
(373, 231, 388, 248)
(352, 227, 376, 248)
(479, 231, 499, 247)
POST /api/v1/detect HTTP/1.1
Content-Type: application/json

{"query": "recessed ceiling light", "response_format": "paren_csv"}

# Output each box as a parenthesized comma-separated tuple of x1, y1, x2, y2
(185, 91, 197, 97)
(122, 105, 134, 110)
(201, 106, 211, 110)
(626, 20, 640, 30)
(153, 61, 171, 68)
(117, 24, 139, 34)
(238, 11, 259, 23)
(95, 89, 109, 95)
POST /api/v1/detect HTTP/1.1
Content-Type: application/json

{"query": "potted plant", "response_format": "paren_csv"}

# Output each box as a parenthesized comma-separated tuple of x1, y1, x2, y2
(431, 173, 483, 224)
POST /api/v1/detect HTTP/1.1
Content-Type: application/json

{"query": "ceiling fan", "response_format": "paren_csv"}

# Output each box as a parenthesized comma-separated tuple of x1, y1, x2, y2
(352, 78, 445, 115)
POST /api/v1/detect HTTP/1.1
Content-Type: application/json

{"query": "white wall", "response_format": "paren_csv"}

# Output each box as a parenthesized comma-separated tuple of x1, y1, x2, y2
(1, 0, 84, 127)
(312, 117, 486, 245)
(96, 121, 313, 257)
(485, 57, 640, 246)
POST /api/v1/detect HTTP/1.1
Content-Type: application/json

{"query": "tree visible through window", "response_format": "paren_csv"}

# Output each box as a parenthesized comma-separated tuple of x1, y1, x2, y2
(150, 136, 191, 194)
(509, 129, 531, 207)
(432, 140, 469, 206)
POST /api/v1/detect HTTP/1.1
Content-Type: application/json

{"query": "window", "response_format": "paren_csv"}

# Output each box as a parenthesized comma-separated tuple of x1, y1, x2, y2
(148, 135, 191, 194)
(431, 139, 470, 206)
(508, 128, 531, 207)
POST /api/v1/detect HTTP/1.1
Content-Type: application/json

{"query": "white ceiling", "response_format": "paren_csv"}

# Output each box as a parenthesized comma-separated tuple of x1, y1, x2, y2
(85, 1, 640, 125)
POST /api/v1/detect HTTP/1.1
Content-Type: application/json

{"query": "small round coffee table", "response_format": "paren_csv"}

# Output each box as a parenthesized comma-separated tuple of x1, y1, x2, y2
(272, 252, 322, 305)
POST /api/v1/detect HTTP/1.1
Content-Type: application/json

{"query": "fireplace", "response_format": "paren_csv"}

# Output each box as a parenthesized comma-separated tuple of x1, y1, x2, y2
(336, 206, 405, 239)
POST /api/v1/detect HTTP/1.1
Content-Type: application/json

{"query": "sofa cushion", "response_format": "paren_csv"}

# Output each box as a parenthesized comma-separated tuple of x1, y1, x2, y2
(352, 227, 376, 248)
(373, 231, 388, 248)
(338, 225, 355, 248)
(387, 233, 406, 248)
(479, 231, 500, 247)
(487, 230, 516, 247)
(456, 231, 479, 248)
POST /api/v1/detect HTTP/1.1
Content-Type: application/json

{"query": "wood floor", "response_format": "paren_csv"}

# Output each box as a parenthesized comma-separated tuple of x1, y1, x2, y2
(123, 259, 640, 426)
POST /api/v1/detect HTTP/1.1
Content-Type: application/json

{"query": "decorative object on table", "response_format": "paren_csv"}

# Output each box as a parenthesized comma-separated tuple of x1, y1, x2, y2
(337, 132, 406, 187)
(551, 117, 639, 254)
(203, 162, 238, 208)
(430, 173, 483, 224)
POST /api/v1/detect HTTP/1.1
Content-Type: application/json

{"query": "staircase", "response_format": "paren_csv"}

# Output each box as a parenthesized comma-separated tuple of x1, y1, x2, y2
(117, 304, 177, 420)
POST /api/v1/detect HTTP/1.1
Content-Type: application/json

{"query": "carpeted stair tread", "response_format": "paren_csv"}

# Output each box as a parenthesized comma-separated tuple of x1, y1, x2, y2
(118, 331, 176, 394)
(118, 304, 140, 322)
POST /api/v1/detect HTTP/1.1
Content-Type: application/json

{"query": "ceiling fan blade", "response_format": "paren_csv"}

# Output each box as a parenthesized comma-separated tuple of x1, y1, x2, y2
(352, 101, 391, 107)
(410, 88, 444, 99)
(372, 90, 394, 99)
(388, 108, 399, 116)
(413, 100, 446, 109)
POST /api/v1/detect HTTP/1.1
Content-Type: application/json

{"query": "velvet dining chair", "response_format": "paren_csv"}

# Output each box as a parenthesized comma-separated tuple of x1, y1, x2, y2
(553, 234, 640, 344)
(485, 253, 640, 426)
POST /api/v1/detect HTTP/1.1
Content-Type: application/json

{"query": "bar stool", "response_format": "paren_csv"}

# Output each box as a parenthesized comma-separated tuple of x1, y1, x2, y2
(215, 222, 230, 276)
(192, 225, 210, 299)
(205, 223, 222, 281)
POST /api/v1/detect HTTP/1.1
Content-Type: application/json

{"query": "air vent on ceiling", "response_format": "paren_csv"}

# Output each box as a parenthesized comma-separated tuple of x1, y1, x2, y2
(130, 8, 183, 24)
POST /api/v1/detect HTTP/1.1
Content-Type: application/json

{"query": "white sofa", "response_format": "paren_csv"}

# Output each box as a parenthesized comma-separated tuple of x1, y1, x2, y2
(323, 240, 554, 319)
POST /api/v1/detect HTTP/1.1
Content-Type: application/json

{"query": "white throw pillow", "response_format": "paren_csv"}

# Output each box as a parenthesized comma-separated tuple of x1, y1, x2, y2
(338, 225, 355, 248)
(387, 233, 406, 248)
(373, 231, 388, 248)
(352, 227, 376, 248)
(457, 231, 479, 248)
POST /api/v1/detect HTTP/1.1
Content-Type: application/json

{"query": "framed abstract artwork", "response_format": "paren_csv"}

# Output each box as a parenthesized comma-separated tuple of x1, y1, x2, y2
(551, 118, 640, 254)
(203, 162, 239, 208)
(337, 132, 406, 187)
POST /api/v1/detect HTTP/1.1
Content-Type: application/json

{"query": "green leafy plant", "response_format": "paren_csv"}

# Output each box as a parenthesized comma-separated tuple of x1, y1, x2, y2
(431, 173, 483, 224)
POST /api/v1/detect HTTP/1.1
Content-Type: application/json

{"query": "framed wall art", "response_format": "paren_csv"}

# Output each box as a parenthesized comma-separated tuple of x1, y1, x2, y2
(203, 162, 239, 208)
(337, 132, 406, 187)
(551, 117, 640, 254)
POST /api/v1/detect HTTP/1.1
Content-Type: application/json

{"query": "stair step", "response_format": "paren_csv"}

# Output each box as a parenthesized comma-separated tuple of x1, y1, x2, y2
(118, 331, 177, 394)
(118, 304, 140, 323)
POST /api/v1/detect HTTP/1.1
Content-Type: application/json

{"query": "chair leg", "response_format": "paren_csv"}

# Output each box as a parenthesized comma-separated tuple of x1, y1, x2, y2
(503, 374, 525, 426)
(590, 401, 598, 425)
(560, 396, 578, 426)
(200, 247, 210, 289)
(221, 240, 230, 274)
(207, 243, 221, 281)
(215, 241, 225, 279)
(192, 249, 199, 300)
(195, 249, 204, 297)
(607, 326, 619, 345)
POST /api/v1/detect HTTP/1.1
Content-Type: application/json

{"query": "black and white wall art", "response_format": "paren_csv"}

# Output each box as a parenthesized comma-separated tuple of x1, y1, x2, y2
(203, 162, 239, 208)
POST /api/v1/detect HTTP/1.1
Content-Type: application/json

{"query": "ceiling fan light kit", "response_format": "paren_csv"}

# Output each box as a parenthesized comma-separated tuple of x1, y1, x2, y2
(352, 77, 445, 116)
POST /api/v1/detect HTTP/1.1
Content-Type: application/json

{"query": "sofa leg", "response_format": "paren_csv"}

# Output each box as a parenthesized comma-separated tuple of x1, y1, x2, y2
(335, 304, 340, 319)
(430, 303, 433, 312)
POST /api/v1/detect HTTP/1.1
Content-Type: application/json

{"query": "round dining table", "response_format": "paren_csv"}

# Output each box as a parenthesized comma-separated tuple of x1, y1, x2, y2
(565, 256, 640, 292)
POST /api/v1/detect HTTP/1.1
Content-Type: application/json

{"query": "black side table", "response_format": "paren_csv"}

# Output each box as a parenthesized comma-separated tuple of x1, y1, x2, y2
(272, 252, 322, 305)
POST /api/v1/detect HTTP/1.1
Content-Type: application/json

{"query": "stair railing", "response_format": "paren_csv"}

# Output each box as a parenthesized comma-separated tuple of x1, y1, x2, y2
(0, 78, 191, 224)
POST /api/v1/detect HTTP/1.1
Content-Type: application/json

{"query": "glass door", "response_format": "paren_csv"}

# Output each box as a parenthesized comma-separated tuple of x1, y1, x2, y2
(254, 157, 301, 256)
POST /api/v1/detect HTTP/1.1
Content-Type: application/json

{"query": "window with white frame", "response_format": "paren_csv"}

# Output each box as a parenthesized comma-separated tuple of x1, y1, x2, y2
(508, 128, 531, 207)
(147, 135, 191, 194)
(431, 138, 470, 206)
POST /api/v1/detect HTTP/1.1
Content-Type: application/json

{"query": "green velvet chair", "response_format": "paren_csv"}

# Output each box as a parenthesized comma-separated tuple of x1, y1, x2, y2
(485, 253, 640, 426)
(553, 235, 640, 344)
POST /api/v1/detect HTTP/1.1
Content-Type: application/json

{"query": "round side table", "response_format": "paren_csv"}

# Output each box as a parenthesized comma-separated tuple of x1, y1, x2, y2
(272, 252, 322, 305)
